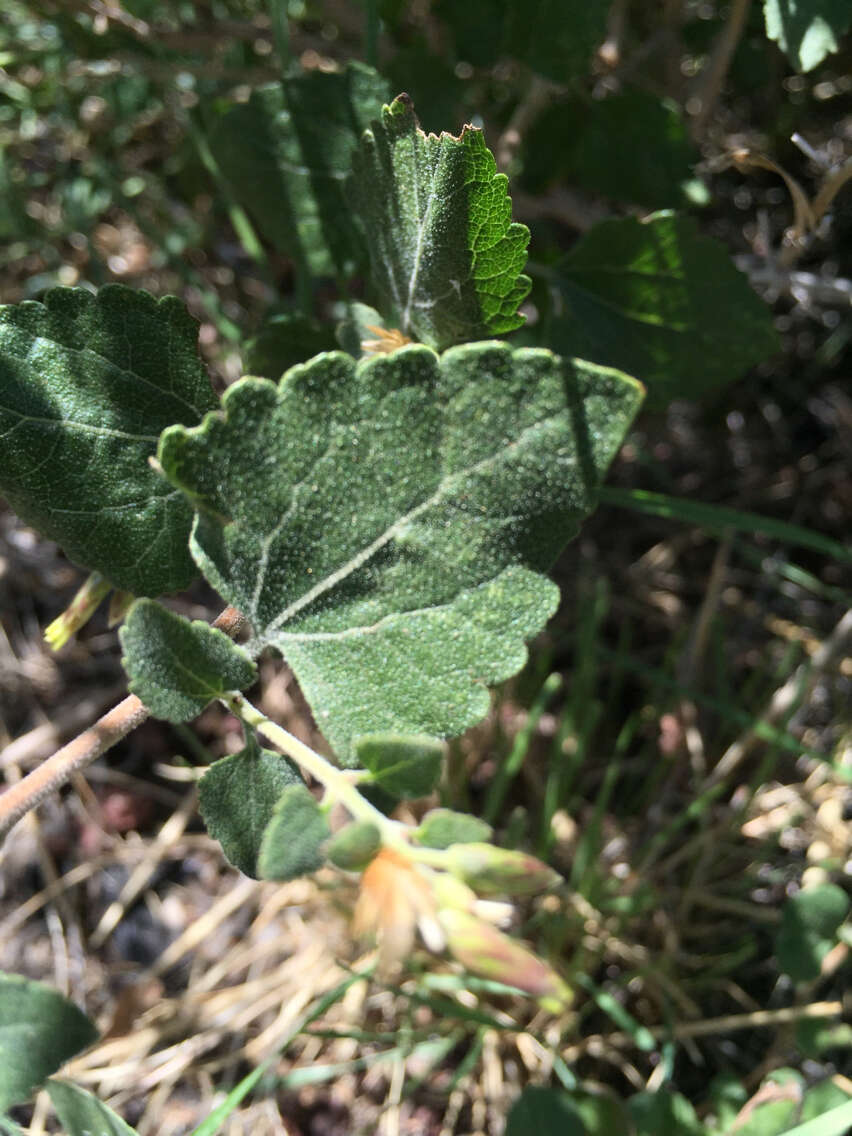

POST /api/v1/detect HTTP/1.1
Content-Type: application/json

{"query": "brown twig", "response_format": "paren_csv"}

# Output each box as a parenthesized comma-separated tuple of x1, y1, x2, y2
(0, 606, 244, 842)
(689, 0, 752, 135)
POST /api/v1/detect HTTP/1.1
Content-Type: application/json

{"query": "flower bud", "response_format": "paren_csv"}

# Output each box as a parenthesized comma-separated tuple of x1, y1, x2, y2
(444, 842, 562, 897)
(326, 821, 381, 871)
(438, 907, 572, 1013)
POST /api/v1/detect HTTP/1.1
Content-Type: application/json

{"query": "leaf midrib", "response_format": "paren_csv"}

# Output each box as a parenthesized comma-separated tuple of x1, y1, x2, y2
(256, 405, 570, 641)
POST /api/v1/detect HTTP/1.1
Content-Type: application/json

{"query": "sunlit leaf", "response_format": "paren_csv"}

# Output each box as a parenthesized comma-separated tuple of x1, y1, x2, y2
(553, 212, 778, 408)
(159, 342, 643, 761)
(352, 95, 531, 349)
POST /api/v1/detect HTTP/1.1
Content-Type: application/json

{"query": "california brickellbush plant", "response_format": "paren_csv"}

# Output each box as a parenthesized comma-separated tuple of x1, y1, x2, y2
(1, 2, 850, 1133)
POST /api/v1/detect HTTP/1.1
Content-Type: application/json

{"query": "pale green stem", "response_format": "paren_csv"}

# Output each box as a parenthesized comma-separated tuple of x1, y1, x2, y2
(225, 694, 448, 866)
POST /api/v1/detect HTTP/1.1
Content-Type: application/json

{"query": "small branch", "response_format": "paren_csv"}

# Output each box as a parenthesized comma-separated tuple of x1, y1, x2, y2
(229, 695, 446, 866)
(495, 75, 557, 173)
(688, 0, 752, 135)
(0, 607, 244, 842)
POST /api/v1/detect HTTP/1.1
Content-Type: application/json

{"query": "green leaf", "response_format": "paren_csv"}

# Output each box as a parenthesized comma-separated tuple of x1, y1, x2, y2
(414, 808, 493, 849)
(435, 0, 611, 81)
(243, 314, 337, 380)
(325, 821, 382, 870)
(159, 342, 643, 761)
(46, 1080, 139, 1136)
(354, 734, 444, 798)
(764, 0, 852, 72)
(208, 64, 389, 276)
(553, 212, 779, 409)
(505, 1086, 585, 1136)
(120, 599, 257, 723)
(627, 1090, 707, 1136)
(351, 95, 531, 350)
(522, 89, 701, 209)
(258, 785, 331, 880)
(0, 972, 98, 1114)
(776, 884, 850, 981)
(198, 734, 303, 877)
(0, 286, 217, 595)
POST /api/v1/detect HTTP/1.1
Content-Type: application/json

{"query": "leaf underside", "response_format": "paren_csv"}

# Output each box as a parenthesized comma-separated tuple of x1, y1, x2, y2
(120, 599, 257, 723)
(0, 286, 216, 595)
(351, 95, 531, 350)
(209, 63, 390, 276)
(554, 212, 779, 408)
(160, 341, 643, 762)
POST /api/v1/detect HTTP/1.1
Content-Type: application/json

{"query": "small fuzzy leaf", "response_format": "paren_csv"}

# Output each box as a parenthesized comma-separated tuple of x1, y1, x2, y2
(0, 286, 216, 595)
(47, 1080, 138, 1136)
(120, 600, 256, 723)
(0, 972, 98, 1114)
(209, 64, 389, 276)
(159, 342, 643, 762)
(326, 821, 382, 870)
(354, 734, 444, 798)
(776, 883, 850, 982)
(415, 808, 493, 849)
(764, 0, 852, 72)
(258, 785, 331, 881)
(198, 734, 303, 877)
(351, 95, 531, 349)
(553, 212, 779, 408)
(505, 1087, 585, 1136)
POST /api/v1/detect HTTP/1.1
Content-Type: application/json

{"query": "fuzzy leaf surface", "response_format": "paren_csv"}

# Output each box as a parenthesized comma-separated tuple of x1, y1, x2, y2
(414, 808, 493, 849)
(160, 342, 643, 761)
(258, 785, 331, 880)
(553, 212, 778, 408)
(764, 0, 852, 71)
(46, 1081, 138, 1136)
(209, 64, 389, 276)
(355, 734, 444, 798)
(0, 973, 98, 1114)
(351, 95, 531, 349)
(198, 733, 302, 877)
(0, 286, 216, 595)
(120, 600, 256, 723)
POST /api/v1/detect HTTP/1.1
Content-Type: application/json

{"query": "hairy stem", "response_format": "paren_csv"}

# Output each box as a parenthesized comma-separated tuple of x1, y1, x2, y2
(226, 695, 446, 865)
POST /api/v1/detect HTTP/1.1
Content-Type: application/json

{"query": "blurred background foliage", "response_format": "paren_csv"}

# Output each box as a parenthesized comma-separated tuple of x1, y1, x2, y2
(1, 2, 851, 1134)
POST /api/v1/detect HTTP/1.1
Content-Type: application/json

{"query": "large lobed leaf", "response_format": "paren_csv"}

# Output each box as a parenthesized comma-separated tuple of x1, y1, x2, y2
(553, 212, 779, 408)
(159, 342, 643, 762)
(0, 286, 216, 595)
(46, 1081, 139, 1136)
(351, 95, 531, 350)
(209, 63, 389, 277)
